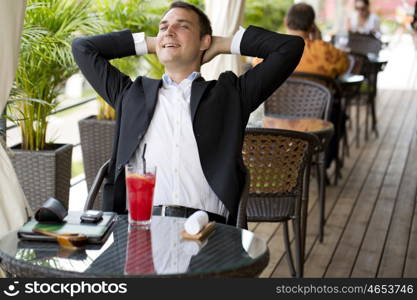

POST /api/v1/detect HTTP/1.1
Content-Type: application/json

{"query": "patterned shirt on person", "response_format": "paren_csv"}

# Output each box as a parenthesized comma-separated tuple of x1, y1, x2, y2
(253, 38, 348, 78)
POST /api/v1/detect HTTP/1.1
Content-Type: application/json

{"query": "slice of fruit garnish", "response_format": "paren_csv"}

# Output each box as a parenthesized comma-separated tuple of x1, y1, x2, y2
(127, 174, 146, 180)
(127, 174, 155, 183)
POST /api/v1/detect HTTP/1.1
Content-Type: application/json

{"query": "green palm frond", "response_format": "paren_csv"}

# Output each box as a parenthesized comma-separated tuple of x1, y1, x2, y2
(11, 0, 103, 150)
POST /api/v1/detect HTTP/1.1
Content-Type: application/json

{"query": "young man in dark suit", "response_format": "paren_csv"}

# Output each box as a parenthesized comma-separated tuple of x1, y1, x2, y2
(72, 1, 304, 225)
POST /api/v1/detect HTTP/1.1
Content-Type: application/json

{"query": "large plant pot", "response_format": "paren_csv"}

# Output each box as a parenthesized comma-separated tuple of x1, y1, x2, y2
(78, 116, 115, 209)
(10, 143, 73, 212)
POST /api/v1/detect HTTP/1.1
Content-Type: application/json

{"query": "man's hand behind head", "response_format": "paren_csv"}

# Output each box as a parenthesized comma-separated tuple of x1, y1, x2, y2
(201, 36, 232, 65)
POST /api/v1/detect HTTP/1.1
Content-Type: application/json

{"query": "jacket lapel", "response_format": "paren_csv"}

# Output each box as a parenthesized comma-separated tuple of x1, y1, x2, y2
(142, 77, 162, 123)
(115, 77, 161, 178)
(190, 77, 211, 122)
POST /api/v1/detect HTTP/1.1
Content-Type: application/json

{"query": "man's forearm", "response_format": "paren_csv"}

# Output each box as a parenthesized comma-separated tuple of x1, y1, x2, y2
(145, 37, 156, 54)
(71, 30, 135, 108)
(212, 36, 232, 55)
(201, 36, 233, 64)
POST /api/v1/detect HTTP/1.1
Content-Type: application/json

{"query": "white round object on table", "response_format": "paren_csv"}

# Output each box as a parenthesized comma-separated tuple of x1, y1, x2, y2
(184, 211, 209, 235)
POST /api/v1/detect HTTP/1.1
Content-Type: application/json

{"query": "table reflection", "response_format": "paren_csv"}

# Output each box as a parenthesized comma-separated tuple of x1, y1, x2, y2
(124, 218, 204, 275)
(124, 226, 155, 275)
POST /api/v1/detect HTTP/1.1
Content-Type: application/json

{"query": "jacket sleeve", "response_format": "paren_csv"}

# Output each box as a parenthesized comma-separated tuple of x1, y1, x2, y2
(71, 30, 137, 108)
(235, 26, 305, 114)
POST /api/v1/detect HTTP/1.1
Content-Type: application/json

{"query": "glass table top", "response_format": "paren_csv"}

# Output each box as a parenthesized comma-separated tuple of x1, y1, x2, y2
(0, 215, 269, 278)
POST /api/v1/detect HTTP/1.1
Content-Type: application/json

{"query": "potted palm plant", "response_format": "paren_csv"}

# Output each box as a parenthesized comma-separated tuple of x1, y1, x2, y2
(78, 0, 165, 208)
(6, 0, 101, 212)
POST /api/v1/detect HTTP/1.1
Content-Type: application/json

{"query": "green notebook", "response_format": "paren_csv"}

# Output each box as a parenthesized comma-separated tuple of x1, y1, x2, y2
(18, 211, 117, 244)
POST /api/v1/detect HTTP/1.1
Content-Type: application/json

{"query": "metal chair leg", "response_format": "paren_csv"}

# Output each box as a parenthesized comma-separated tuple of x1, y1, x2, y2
(293, 217, 303, 278)
(283, 221, 296, 277)
(315, 156, 320, 191)
(370, 90, 379, 138)
(365, 84, 371, 141)
(356, 94, 361, 148)
(343, 129, 350, 160)
(370, 70, 379, 138)
(318, 155, 326, 243)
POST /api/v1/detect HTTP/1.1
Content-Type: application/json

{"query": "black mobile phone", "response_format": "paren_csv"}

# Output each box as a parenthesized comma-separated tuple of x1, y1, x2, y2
(80, 210, 103, 223)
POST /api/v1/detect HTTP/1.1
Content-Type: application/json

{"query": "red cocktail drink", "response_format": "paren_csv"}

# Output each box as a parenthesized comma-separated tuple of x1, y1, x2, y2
(126, 171, 156, 225)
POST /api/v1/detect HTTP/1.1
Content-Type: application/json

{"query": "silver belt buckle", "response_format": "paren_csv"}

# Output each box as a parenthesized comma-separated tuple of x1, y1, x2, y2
(161, 205, 166, 217)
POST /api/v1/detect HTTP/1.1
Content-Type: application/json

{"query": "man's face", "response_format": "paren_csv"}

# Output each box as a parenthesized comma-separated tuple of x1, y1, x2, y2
(156, 8, 209, 68)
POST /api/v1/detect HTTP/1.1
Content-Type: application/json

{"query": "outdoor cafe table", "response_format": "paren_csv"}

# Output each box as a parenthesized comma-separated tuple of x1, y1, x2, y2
(0, 215, 269, 278)
(263, 117, 334, 134)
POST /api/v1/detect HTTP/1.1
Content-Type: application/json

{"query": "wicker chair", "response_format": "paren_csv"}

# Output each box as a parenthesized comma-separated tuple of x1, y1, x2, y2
(84, 160, 250, 229)
(290, 72, 346, 184)
(243, 128, 318, 277)
(264, 77, 333, 242)
(265, 77, 332, 120)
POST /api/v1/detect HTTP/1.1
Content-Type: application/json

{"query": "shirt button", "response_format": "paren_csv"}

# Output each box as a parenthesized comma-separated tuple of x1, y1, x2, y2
(175, 144, 179, 148)
(174, 168, 178, 173)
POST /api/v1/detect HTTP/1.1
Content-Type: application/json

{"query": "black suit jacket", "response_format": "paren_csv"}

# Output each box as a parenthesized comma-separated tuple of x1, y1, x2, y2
(72, 26, 304, 225)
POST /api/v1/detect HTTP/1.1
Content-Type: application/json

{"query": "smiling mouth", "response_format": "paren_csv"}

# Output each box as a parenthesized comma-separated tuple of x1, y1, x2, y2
(163, 43, 180, 48)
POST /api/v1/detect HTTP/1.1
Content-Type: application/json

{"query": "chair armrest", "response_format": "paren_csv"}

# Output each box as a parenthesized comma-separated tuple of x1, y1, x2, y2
(83, 160, 110, 211)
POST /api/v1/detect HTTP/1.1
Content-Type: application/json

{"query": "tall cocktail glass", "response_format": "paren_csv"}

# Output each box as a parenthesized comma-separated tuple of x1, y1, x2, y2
(125, 163, 156, 226)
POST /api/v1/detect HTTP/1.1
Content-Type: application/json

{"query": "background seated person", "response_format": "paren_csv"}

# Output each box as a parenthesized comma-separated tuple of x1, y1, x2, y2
(253, 3, 348, 170)
(347, 0, 381, 38)
(284, 3, 349, 78)
(253, 3, 348, 78)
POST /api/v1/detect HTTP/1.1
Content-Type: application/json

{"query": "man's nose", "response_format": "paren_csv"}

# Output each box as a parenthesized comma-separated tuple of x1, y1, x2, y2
(164, 25, 176, 36)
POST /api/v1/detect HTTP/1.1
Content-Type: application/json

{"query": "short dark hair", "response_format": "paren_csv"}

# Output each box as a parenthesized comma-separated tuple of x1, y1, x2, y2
(164, 1, 212, 37)
(286, 3, 315, 32)
(355, 0, 370, 7)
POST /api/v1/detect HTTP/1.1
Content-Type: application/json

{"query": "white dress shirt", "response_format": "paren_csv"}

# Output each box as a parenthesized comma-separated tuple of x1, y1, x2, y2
(129, 28, 245, 217)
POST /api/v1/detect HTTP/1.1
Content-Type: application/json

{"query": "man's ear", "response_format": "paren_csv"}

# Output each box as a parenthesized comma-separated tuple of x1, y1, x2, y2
(200, 34, 211, 51)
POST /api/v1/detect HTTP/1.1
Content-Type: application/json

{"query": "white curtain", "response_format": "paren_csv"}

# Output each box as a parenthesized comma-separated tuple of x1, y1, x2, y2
(0, 0, 31, 238)
(201, 0, 246, 80)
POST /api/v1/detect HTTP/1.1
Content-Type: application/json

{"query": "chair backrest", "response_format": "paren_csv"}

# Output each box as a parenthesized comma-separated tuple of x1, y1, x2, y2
(264, 77, 332, 121)
(347, 32, 382, 56)
(291, 72, 342, 100)
(242, 128, 317, 198)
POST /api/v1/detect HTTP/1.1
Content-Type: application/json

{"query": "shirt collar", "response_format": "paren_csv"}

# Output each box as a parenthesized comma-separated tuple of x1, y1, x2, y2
(162, 72, 201, 88)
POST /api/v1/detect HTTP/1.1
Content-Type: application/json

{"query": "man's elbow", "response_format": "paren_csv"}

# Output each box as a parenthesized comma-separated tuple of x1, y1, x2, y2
(71, 36, 91, 56)
(71, 37, 82, 55)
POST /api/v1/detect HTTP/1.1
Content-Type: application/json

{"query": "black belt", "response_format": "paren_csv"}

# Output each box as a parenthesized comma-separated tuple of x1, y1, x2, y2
(153, 205, 226, 224)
